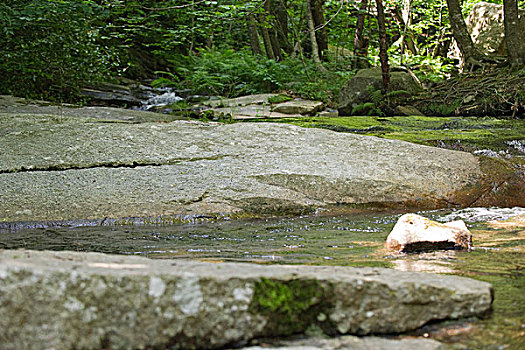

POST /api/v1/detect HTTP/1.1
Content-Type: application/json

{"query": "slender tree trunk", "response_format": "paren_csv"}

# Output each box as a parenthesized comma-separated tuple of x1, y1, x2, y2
(375, 0, 390, 93)
(306, 0, 324, 67)
(274, 0, 294, 55)
(312, 0, 328, 60)
(263, 0, 282, 60)
(445, 0, 483, 66)
(247, 15, 263, 56)
(353, 0, 369, 69)
(269, 29, 283, 60)
(399, 0, 413, 64)
(432, 2, 448, 58)
(503, 0, 525, 67)
(259, 3, 276, 60)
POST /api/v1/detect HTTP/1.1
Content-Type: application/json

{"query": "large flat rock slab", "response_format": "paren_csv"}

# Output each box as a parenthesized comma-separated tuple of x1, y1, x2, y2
(0, 113, 486, 223)
(0, 249, 492, 350)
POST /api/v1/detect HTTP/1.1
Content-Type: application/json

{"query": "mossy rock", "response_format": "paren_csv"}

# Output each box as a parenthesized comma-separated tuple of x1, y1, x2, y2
(338, 67, 423, 116)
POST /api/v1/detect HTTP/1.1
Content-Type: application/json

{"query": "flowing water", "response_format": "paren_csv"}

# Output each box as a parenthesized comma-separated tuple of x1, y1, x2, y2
(1, 208, 523, 349)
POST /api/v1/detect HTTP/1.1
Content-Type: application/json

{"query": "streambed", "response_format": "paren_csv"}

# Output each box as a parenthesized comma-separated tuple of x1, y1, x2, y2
(1, 208, 523, 349)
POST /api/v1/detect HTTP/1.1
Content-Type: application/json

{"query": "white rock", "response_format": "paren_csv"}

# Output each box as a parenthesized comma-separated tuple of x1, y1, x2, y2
(386, 213, 472, 252)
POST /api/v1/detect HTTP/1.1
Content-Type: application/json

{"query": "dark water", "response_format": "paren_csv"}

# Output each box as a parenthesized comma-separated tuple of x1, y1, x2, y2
(1, 209, 524, 349)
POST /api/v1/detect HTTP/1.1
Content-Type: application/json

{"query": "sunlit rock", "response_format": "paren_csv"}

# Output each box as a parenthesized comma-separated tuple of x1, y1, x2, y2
(487, 214, 525, 229)
(272, 99, 324, 115)
(386, 214, 472, 252)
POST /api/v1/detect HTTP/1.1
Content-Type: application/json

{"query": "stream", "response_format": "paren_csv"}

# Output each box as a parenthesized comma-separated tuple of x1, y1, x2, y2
(1, 207, 523, 348)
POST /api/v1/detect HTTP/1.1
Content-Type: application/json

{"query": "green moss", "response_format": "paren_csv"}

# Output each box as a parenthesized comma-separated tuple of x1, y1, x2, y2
(250, 278, 326, 335)
(268, 94, 293, 104)
(246, 116, 525, 153)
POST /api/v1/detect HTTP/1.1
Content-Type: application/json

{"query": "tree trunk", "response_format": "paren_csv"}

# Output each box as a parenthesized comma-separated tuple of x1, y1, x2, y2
(399, 0, 414, 64)
(247, 15, 263, 56)
(272, 0, 294, 55)
(265, 0, 282, 60)
(445, 0, 483, 66)
(306, 0, 323, 66)
(269, 28, 283, 60)
(312, 0, 328, 60)
(353, 0, 369, 69)
(259, 4, 276, 60)
(375, 0, 390, 93)
(503, 0, 525, 67)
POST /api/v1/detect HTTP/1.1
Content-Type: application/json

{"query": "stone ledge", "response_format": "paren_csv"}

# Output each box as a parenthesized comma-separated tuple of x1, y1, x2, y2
(0, 249, 492, 350)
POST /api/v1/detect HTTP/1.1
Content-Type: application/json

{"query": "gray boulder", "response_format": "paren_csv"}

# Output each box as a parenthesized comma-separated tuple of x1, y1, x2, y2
(337, 67, 423, 116)
(0, 249, 493, 350)
(466, 2, 525, 56)
(0, 113, 488, 224)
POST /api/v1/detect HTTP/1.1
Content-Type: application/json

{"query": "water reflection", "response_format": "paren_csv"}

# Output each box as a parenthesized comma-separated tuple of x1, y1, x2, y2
(390, 251, 457, 274)
(1, 208, 524, 348)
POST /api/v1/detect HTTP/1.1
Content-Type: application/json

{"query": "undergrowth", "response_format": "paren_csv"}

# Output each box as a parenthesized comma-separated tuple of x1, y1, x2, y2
(152, 48, 354, 106)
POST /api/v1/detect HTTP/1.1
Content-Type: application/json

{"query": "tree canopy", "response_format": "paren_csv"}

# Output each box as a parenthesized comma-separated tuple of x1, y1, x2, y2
(0, 0, 523, 103)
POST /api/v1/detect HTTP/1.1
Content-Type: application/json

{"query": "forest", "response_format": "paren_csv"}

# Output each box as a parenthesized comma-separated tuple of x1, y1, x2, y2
(0, 0, 524, 117)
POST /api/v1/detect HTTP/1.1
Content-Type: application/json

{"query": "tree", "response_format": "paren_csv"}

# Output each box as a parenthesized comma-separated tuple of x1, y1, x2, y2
(397, 0, 417, 63)
(306, 0, 323, 65)
(259, 1, 277, 60)
(503, 0, 525, 67)
(375, 0, 390, 93)
(246, 14, 263, 56)
(353, 0, 370, 69)
(445, 0, 484, 67)
(311, 0, 328, 60)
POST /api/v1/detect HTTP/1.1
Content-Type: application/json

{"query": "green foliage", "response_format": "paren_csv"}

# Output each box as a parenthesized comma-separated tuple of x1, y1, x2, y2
(0, 0, 120, 101)
(152, 48, 352, 105)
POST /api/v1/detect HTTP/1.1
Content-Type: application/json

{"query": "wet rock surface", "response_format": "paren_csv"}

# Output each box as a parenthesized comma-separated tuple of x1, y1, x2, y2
(238, 335, 443, 350)
(0, 95, 185, 123)
(0, 110, 486, 223)
(0, 249, 492, 350)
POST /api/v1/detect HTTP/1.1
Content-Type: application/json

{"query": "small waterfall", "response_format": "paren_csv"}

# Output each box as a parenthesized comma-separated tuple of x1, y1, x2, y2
(136, 89, 183, 111)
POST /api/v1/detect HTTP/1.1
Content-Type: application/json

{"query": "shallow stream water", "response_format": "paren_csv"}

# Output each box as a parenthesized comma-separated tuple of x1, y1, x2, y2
(1, 208, 523, 349)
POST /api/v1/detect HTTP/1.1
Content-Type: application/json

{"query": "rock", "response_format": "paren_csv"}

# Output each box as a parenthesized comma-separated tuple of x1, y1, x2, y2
(318, 109, 339, 118)
(198, 94, 310, 119)
(272, 99, 324, 115)
(203, 93, 280, 108)
(338, 67, 423, 116)
(0, 95, 185, 123)
(466, 2, 525, 56)
(208, 104, 303, 120)
(487, 214, 525, 229)
(0, 249, 493, 350)
(81, 81, 157, 107)
(0, 113, 492, 224)
(239, 335, 443, 350)
(386, 214, 472, 252)
(394, 105, 425, 116)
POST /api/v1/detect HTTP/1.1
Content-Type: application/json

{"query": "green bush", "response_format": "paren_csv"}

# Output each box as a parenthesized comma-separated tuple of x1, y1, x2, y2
(0, 0, 119, 102)
(154, 48, 353, 106)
